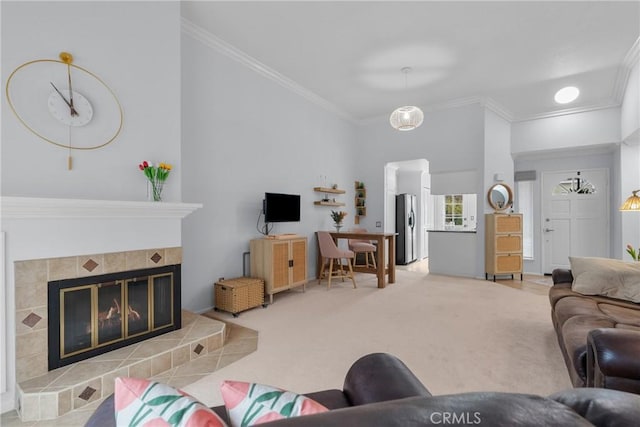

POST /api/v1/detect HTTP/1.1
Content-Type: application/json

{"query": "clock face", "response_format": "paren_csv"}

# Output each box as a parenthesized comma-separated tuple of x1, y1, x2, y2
(6, 58, 123, 150)
(47, 89, 93, 127)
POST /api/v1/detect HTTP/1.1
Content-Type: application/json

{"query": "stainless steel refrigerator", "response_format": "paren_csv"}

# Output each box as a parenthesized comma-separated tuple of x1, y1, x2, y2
(396, 193, 417, 265)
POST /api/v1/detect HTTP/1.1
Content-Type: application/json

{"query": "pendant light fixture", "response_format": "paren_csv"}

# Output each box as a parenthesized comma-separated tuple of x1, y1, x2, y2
(620, 189, 640, 211)
(390, 67, 424, 131)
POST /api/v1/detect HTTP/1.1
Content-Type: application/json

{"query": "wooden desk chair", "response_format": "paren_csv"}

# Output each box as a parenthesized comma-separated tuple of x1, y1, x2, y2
(317, 231, 357, 289)
(348, 228, 377, 269)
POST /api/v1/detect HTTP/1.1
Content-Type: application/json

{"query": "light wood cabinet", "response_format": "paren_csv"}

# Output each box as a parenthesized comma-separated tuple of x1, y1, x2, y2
(485, 213, 523, 281)
(250, 236, 308, 303)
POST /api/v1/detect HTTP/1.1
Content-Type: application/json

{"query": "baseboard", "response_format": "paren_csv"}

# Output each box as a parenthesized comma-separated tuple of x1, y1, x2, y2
(194, 306, 215, 315)
(1, 391, 15, 414)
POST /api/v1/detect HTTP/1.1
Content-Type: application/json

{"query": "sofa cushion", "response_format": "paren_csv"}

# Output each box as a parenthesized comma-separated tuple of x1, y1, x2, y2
(114, 377, 227, 427)
(220, 381, 328, 426)
(553, 296, 604, 329)
(597, 303, 640, 328)
(570, 256, 640, 303)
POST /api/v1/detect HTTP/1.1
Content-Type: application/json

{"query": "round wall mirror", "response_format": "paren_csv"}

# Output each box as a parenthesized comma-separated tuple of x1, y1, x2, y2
(488, 183, 513, 211)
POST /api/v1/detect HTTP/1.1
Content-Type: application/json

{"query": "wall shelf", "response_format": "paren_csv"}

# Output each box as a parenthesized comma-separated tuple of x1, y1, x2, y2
(313, 186, 345, 206)
(313, 187, 346, 194)
(354, 181, 367, 224)
(314, 201, 345, 207)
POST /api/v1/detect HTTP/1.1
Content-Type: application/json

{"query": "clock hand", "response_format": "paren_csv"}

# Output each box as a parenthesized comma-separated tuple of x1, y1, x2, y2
(67, 65, 78, 117)
(50, 82, 79, 117)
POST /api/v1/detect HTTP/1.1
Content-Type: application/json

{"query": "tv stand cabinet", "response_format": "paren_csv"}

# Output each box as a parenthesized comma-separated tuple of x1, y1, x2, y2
(250, 236, 308, 303)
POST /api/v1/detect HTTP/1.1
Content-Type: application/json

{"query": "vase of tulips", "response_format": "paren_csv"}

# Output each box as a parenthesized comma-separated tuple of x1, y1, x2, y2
(139, 161, 172, 201)
(331, 210, 347, 232)
(626, 244, 639, 262)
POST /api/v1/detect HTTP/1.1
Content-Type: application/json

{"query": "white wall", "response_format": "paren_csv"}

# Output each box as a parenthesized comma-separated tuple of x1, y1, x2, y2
(481, 110, 513, 278)
(1, 1, 182, 412)
(511, 108, 621, 155)
(356, 103, 485, 277)
(180, 31, 358, 313)
(428, 232, 477, 277)
(621, 59, 639, 141)
(484, 110, 514, 197)
(1, 1, 182, 202)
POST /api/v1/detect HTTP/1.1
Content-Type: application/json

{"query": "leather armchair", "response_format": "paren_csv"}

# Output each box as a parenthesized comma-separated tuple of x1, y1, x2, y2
(587, 328, 640, 393)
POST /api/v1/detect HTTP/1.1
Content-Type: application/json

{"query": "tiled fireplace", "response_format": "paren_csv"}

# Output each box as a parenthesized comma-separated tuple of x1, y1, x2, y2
(14, 248, 225, 421)
(1, 197, 206, 420)
(15, 247, 183, 384)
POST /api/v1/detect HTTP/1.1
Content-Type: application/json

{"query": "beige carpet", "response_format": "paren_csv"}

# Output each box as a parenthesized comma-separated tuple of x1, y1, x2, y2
(183, 269, 571, 407)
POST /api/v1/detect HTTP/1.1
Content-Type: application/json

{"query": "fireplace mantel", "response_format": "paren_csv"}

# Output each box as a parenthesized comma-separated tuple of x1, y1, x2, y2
(1, 197, 202, 219)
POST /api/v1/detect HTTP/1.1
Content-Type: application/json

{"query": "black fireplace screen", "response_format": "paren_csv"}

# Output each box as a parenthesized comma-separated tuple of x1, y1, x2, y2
(49, 265, 180, 370)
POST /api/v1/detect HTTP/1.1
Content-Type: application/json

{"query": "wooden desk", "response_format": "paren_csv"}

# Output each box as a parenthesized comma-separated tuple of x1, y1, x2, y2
(316, 231, 396, 288)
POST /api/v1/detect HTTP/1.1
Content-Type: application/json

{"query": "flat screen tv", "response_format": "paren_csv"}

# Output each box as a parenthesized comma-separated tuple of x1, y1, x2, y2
(264, 192, 300, 223)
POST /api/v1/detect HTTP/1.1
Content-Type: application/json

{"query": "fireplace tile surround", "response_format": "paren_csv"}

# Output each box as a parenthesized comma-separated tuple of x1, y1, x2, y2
(17, 310, 225, 421)
(15, 247, 183, 384)
(13, 247, 226, 421)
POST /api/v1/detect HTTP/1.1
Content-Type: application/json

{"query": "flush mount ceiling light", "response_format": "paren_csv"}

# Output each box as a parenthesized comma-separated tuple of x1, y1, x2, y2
(390, 67, 424, 131)
(620, 189, 640, 211)
(554, 86, 580, 104)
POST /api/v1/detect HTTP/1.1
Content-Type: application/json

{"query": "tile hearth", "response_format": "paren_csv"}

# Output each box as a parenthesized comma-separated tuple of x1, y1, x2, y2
(16, 311, 225, 422)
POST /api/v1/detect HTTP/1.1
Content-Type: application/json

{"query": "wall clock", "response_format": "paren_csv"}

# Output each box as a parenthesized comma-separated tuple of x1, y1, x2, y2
(5, 52, 123, 169)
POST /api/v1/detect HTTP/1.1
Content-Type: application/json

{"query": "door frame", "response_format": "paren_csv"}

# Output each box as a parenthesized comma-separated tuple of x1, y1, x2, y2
(540, 168, 610, 274)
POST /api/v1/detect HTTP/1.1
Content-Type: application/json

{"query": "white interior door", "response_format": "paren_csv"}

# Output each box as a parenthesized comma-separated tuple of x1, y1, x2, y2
(542, 169, 609, 274)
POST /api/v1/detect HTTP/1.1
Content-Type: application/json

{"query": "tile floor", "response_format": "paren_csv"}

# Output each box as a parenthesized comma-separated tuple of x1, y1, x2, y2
(1, 318, 258, 427)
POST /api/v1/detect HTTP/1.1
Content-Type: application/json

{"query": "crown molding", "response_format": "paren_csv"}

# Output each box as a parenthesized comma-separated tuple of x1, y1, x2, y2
(181, 18, 356, 123)
(480, 97, 514, 122)
(512, 100, 620, 122)
(613, 37, 640, 103)
(512, 142, 619, 161)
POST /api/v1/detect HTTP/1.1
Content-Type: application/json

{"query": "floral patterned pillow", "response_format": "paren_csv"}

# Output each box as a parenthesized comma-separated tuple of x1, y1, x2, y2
(114, 377, 227, 427)
(220, 381, 328, 427)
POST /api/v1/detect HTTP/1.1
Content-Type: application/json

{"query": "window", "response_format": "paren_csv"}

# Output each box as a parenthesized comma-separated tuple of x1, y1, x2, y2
(444, 195, 463, 226)
(516, 181, 534, 259)
(552, 172, 596, 195)
(428, 194, 477, 231)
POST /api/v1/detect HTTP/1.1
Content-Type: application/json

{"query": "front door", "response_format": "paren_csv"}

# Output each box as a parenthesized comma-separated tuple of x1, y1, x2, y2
(542, 169, 609, 274)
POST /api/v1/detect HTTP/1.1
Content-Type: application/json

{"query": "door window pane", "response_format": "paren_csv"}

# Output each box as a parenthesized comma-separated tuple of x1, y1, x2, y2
(516, 181, 534, 259)
(552, 173, 596, 195)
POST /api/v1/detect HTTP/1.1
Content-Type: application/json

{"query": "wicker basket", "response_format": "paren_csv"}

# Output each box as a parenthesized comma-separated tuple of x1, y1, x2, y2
(214, 277, 265, 317)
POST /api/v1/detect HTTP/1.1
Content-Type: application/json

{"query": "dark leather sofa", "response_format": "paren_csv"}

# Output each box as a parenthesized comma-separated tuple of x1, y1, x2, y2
(86, 352, 640, 426)
(551, 269, 640, 393)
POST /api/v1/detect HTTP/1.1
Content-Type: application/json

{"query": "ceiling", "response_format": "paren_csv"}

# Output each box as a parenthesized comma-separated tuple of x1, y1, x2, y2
(181, 1, 640, 122)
